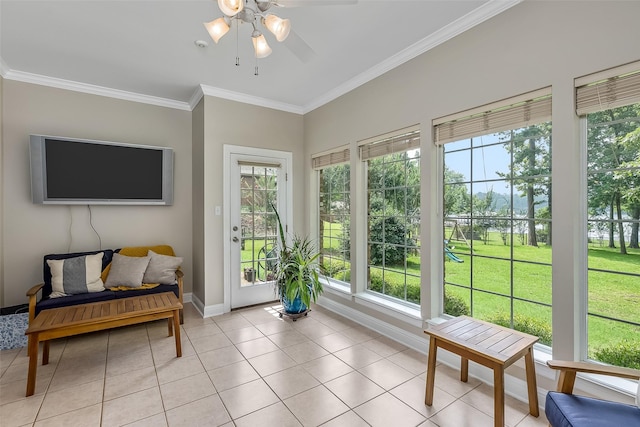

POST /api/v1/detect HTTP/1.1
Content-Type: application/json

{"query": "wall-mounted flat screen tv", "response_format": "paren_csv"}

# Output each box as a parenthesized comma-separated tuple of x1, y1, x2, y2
(30, 135, 174, 205)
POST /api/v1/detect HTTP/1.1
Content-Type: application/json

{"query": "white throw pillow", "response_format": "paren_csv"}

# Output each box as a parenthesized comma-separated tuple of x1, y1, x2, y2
(47, 252, 105, 298)
(104, 253, 150, 288)
(636, 380, 639, 409)
(143, 250, 183, 284)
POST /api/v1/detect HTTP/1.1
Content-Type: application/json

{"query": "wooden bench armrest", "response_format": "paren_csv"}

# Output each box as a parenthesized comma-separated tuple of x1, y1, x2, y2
(26, 283, 45, 323)
(547, 360, 640, 393)
(175, 269, 184, 323)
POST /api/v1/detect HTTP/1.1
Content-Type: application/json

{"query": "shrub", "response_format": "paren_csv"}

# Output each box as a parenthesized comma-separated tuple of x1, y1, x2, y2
(321, 258, 351, 282)
(444, 292, 470, 316)
(369, 215, 416, 265)
(592, 340, 640, 369)
(487, 313, 552, 346)
(368, 270, 419, 304)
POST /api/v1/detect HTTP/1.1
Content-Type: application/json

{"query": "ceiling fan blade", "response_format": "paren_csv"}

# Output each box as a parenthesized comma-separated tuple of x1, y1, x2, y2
(283, 29, 315, 63)
(275, 0, 357, 7)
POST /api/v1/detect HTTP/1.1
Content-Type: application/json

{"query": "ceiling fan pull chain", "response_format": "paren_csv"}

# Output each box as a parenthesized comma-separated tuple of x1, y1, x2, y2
(255, 56, 259, 76)
(235, 19, 240, 66)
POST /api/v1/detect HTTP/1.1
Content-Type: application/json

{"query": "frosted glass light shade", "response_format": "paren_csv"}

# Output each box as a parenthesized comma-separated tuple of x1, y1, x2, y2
(252, 33, 272, 58)
(217, 0, 243, 16)
(263, 14, 291, 42)
(203, 17, 230, 43)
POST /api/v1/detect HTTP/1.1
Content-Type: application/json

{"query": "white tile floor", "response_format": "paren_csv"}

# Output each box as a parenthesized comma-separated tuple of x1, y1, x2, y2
(0, 303, 549, 426)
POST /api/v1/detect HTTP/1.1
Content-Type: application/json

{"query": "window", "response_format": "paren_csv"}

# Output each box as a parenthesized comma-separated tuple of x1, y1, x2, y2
(577, 64, 640, 368)
(314, 149, 351, 285)
(435, 89, 553, 345)
(361, 128, 421, 305)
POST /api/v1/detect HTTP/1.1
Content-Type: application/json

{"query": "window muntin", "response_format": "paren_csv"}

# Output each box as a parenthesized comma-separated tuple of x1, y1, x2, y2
(443, 123, 553, 345)
(364, 130, 421, 306)
(585, 103, 640, 368)
(318, 163, 351, 284)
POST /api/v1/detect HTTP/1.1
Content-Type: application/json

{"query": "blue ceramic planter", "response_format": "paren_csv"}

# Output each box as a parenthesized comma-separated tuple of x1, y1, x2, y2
(282, 293, 308, 314)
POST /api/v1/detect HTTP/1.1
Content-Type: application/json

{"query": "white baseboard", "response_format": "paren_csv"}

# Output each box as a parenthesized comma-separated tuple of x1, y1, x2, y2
(318, 295, 428, 353)
(189, 293, 224, 318)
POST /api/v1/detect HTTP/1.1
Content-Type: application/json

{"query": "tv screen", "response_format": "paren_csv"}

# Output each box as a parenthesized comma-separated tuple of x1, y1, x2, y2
(30, 135, 174, 205)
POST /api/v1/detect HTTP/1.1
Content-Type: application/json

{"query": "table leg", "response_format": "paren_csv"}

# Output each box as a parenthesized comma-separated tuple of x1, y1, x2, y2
(524, 346, 539, 416)
(167, 318, 173, 337)
(461, 357, 469, 382)
(425, 336, 438, 405)
(173, 309, 182, 358)
(493, 368, 505, 427)
(26, 334, 39, 397)
(42, 341, 50, 365)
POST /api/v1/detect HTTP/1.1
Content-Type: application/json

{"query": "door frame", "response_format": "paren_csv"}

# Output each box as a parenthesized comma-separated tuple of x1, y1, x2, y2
(223, 144, 293, 313)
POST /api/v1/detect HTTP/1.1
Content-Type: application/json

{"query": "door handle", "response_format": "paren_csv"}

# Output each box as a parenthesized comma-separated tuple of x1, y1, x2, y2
(232, 237, 239, 243)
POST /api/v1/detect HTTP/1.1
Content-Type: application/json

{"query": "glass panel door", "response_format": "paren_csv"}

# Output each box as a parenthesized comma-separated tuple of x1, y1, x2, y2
(230, 154, 287, 308)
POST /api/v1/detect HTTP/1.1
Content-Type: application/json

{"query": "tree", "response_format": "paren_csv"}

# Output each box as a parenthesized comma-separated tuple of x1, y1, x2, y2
(367, 152, 420, 216)
(444, 167, 469, 217)
(613, 127, 640, 248)
(587, 104, 640, 254)
(497, 123, 552, 247)
(319, 164, 351, 262)
(366, 151, 421, 266)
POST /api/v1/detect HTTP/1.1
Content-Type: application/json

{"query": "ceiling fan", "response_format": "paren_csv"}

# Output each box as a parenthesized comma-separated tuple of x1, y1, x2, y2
(203, 0, 357, 74)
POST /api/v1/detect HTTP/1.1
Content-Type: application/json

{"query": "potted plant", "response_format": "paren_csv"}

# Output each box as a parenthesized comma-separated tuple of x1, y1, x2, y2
(271, 204, 323, 314)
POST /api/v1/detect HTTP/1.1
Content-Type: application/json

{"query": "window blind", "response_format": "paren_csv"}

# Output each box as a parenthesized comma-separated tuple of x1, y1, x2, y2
(311, 148, 350, 170)
(433, 88, 552, 145)
(359, 129, 420, 161)
(576, 66, 640, 116)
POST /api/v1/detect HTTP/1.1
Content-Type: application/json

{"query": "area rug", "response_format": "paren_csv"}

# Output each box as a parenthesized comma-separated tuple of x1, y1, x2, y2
(0, 313, 29, 350)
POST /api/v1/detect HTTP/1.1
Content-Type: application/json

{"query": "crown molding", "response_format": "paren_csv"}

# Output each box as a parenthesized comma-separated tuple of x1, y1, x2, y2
(2, 68, 192, 111)
(301, 0, 523, 114)
(198, 84, 304, 115)
(189, 85, 205, 110)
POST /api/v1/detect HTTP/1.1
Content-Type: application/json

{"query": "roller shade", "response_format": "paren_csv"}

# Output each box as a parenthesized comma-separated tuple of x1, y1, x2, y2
(359, 129, 420, 161)
(433, 88, 552, 145)
(576, 67, 640, 116)
(312, 148, 350, 170)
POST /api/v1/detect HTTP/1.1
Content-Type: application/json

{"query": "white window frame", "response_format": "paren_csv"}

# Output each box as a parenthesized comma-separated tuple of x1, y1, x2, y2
(576, 60, 640, 365)
(358, 125, 422, 311)
(311, 146, 352, 295)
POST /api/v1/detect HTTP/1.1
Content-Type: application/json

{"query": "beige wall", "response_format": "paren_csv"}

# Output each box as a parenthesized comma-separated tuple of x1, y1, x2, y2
(303, 0, 640, 354)
(2, 81, 193, 307)
(197, 96, 304, 308)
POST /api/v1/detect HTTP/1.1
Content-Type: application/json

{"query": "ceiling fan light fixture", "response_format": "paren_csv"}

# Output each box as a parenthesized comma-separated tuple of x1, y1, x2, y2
(217, 0, 243, 17)
(263, 14, 291, 42)
(203, 17, 230, 43)
(252, 31, 272, 58)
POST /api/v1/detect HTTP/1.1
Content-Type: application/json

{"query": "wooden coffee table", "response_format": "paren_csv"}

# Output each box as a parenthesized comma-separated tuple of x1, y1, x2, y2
(25, 292, 182, 396)
(424, 316, 539, 427)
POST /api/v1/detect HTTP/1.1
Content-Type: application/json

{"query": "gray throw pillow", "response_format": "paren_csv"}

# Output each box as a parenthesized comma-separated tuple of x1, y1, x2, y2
(143, 250, 183, 284)
(104, 253, 150, 288)
(47, 252, 105, 298)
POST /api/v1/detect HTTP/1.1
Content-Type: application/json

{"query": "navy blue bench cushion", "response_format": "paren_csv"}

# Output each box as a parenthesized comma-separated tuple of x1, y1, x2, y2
(546, 391, 640, 427)
(35, 285, 179, 315)
(36, 289, 116, 315)
(42, 250, 114, 299)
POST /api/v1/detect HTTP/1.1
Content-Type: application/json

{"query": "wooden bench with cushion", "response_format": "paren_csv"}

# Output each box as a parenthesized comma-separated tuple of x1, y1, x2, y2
(26, 245, 184, 328)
